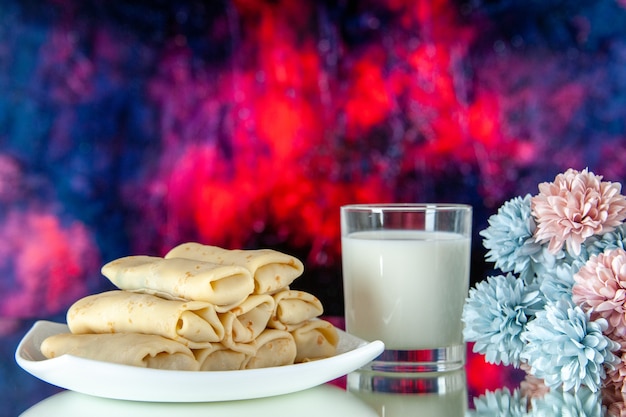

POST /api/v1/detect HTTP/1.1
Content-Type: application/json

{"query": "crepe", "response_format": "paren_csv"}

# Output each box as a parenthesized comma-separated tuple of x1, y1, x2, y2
(165, 242, 304, 294)
(193, 343, 248, 371)
(242, 329, 297, 369)
(291, 320, 339, 362)
(268, 289, 324, 331)
(67, 291, 224, 348)
(219, 294, 274, 350)
(41, 332, 199, 371)
(101, 255, 254, 309)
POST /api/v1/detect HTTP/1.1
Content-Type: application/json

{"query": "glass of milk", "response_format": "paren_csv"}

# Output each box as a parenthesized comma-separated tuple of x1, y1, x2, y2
(341, 204, 472, 372)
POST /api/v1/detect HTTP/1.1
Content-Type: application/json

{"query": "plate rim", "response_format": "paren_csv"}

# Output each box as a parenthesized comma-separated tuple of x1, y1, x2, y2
(15, 320, 384, 402)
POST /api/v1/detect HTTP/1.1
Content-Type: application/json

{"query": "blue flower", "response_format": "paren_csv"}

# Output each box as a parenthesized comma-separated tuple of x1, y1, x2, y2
(520, 299, 620, 392)
(534, 249, 588, 305)
(586, 223, 626, 256)
(528, 246, 565, 282)
(528, 386, 603, 417)
(538, 262, 577, 304)
(480, 195, 538, 281)
(463, 273, 544, 367)
(468, 388, 527, 417)
(480, 195, 563, 282)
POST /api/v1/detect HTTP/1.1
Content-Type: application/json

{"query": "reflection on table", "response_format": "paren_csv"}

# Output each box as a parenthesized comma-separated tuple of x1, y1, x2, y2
(348, 368, 468, 416)
(21, 370, 471, 417)
(22, 362, 607, 417)
(20, 384, 377, 417)
(21, 364, 613, 416)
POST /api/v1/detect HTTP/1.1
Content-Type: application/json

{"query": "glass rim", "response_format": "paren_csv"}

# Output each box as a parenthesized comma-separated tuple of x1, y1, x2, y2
(340, 203, 472, 212)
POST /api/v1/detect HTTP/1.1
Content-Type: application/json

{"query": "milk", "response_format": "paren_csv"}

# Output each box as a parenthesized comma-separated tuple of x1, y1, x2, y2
(342, 230, 471, 350)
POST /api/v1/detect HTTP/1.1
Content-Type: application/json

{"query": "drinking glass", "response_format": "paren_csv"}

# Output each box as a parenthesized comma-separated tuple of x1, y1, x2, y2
(341, 204, 472, 372)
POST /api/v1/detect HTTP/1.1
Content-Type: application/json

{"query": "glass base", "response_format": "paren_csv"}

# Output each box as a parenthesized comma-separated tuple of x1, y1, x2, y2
(363, 345, 465, 373)
(347, 367, 467, 394)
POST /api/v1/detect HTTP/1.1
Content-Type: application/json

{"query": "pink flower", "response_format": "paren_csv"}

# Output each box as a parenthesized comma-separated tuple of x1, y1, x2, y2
(608, 402, 626, 417)
(519, 365, 550, 400)
(572, 249, 626, 337)
(531, 168, 626, 256)
(604, 379, 626, 416)
(605, 349, 626, 391)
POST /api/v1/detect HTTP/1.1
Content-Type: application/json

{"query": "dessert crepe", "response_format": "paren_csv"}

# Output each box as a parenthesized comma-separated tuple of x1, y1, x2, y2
(291, 319, 339, 362)
(101, 255, 254, 309)
(219, 294, 274, 350)
(41, 332, 199, 371)
(67, 291, 224, 348)
(165, 242, 304, 294)
(242, 329, 297, 369)
(268, 289, 324, 331)
(193, 343, 248, 371)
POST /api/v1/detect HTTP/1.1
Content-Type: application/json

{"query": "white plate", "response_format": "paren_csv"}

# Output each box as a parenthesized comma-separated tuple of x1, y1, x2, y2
(15, 320, 384, 402)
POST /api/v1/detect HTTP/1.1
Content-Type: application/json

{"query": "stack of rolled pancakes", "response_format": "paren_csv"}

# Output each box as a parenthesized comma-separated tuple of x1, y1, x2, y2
(41, 242, 339, 371)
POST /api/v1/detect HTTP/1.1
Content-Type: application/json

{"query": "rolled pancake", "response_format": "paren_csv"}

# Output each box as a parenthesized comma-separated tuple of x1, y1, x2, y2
(268, 290, 324, 331)
(193, 343, 248, 371)
(101, 255, 254, 309)
(67, 291, 224, 348)
(41, 332, 199, 371)
(291, 320, 339, 362)
(165, 242, 304, 294)
(242, 329, 297, 369)
(219, 294, 274, 350)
